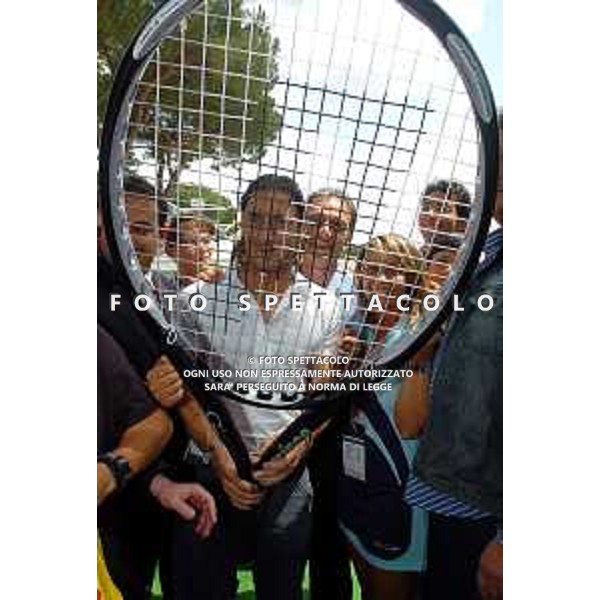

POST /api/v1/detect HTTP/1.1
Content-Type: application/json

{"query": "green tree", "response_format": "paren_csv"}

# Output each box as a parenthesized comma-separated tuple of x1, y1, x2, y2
(98, 0, 151, 131)
(176, 182, 237, 230)
(98, 0, 282, 198)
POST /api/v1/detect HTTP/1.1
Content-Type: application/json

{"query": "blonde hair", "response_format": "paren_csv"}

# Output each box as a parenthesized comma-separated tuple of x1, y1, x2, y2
(356, 233, 425, 319)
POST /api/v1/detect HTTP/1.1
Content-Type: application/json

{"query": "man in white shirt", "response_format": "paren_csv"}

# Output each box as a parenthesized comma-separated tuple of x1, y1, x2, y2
(168, 174, 343, 600)
(178, 267, 341, 453)
(298, 189, 358, 600)
(300, 189, 357, 313)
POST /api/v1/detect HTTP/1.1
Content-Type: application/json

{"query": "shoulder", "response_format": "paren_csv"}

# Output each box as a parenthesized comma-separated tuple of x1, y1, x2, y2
(97, 325, 122, 360)
(97, 324, 114, 353)
(97, 325, 133, 376)
(295, 272, 332, 295)
(298, 275, 341, 312)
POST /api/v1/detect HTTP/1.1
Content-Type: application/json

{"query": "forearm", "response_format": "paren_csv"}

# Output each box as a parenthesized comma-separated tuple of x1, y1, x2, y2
(394, 371, 430, 438)
(177, 391, 222, 451)
(97, 463, 116, 505)
(116, 408, 174, 474)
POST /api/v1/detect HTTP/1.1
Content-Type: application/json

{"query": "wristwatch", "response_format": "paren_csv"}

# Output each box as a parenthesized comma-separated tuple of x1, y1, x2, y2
(97, 452, 132, 491)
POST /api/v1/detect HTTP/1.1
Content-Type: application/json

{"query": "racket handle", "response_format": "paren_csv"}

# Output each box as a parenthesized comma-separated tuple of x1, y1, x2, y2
(253, 398, 343, 469)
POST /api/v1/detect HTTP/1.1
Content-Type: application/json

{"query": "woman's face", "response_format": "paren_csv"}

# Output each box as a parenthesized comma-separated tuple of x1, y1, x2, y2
(357, 247, 409, 308)
(167, 219, 214, 277)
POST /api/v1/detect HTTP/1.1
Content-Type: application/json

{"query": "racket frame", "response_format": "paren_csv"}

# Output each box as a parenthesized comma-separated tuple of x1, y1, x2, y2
(99, 0, 499, 463)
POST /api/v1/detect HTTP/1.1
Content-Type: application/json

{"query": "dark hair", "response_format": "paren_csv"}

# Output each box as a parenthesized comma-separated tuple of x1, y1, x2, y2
(240, 174, 304, 214)
(421, 179, 472, 221)
(306, 188, 357, 231)
(123, 174, 168, 226)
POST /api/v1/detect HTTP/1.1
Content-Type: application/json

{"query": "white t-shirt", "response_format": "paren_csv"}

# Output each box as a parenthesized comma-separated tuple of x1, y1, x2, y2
(176, 268, 343, 453)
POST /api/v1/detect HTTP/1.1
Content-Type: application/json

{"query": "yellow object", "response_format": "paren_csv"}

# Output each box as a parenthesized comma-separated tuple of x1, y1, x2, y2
(97, 536, 123, 600)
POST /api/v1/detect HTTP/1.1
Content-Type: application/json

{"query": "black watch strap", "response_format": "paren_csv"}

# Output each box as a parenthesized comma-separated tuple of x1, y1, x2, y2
(98, 453, 131, 491)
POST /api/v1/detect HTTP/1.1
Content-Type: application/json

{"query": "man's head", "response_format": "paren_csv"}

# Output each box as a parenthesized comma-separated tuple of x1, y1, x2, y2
(423, 249, 454, 295)
(418, 179, 472, 247)
(123, 174, 168, 271)
(239, 174, 304, 274)
(302, 189, 356, 267)
(165, 214, 216, 279)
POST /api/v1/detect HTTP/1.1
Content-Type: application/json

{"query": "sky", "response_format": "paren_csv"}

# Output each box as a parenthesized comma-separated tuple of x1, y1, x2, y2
(136, 0, 503, 248)
(440, 0, 503, 105)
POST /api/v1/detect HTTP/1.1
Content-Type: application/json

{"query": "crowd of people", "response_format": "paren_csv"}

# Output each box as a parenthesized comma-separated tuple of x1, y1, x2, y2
(98, 115, 503, 600)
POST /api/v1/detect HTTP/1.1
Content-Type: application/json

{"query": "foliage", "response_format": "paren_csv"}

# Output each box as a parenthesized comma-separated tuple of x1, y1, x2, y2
(98, 0, 282, 198)
(175, 182, 237, 228)
(97, 0, 152, 134)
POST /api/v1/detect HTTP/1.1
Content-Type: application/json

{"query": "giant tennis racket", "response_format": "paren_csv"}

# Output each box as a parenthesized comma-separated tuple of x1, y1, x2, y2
(99, 0, 498, 474)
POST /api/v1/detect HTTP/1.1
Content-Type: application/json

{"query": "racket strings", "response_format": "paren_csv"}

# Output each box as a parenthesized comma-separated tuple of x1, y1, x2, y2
(117, 0, 484, 393)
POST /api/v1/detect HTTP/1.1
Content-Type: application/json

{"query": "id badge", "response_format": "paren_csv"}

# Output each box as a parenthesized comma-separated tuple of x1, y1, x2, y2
(342, 435, 366, 482)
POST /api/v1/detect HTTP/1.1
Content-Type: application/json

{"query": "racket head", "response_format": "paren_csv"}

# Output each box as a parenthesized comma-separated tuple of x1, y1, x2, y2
(99, 0, 499, 409)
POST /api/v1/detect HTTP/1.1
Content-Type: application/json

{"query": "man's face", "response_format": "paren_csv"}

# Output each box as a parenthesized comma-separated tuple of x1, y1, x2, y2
(125, 193, 160, 271)
(418, 191, 466, 245)
(303, 196, 354, 262)
(423, 252, 453, 294)
(241, 190, 300, 273)
(167, 219, 214, 277)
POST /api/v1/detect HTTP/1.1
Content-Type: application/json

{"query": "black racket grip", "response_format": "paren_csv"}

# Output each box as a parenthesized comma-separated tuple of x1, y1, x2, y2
(253, 395, 346, 469)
